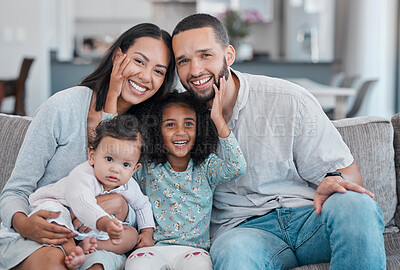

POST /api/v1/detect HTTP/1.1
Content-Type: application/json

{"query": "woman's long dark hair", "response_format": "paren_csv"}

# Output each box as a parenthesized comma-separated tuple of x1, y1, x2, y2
(139, 91, 219, 166)
(80, 23, 175, 111)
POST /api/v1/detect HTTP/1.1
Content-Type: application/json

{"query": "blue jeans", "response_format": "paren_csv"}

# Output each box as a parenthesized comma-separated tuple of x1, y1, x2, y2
(210, 191, 386, 270)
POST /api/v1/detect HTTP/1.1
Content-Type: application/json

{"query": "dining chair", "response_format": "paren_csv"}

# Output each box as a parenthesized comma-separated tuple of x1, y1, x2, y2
(324, 78, 378, 119)
(329, 72, 346, 87)
(340, 75, 360, 88)
(346, 79, 378, 118)
(0, 58, 34, 115)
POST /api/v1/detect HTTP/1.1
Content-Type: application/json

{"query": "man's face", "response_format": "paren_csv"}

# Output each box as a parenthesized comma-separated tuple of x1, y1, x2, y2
(172, 27, 230, 103)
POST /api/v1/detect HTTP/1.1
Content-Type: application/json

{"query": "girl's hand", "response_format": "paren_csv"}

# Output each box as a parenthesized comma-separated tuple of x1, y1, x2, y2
(105, 48, 131, 114)
(211, 77, 230, 138)
(12, 211, 76, 245)
(135, 227, 154, 249)
(211, 76, 226, 123)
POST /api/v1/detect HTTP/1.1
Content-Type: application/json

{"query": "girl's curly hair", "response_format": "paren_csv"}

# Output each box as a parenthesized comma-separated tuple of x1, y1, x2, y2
(135, 91, 219, 166)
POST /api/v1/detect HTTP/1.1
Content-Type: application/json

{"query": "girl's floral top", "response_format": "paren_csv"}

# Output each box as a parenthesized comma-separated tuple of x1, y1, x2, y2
(134, 132, 246, 250)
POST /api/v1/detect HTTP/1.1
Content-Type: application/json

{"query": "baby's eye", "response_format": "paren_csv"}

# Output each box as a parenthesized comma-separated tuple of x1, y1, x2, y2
(123, 162, 130, 168)
(105, 156, 113, 162)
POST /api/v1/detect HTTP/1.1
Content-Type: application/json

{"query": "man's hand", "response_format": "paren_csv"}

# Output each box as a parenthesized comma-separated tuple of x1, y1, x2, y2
(13, 211, 76, 245)
(314, 175, 374, 215)
(136, 227, 154, 249)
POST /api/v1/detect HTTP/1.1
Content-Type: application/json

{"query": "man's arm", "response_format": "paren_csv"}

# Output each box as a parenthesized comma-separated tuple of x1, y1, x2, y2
(314, 161, 374, 215)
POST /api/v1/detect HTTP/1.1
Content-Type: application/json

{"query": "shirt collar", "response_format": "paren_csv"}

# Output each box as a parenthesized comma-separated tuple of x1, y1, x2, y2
(229, 68, 249, 128)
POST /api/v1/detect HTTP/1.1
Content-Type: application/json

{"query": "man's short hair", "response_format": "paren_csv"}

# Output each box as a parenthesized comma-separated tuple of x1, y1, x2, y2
(172, 13, 229, 47)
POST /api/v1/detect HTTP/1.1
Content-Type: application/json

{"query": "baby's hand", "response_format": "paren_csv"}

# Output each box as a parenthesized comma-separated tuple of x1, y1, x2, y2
(106, 218, 124, 245)
(136, 228, 154, 249)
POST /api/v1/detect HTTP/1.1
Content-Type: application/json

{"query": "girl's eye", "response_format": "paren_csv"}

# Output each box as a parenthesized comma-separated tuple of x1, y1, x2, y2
(106, 156, 113, 162)
(185, 122, 194, 127)
(165, 123, 175, 127)
(123, 162, 130, 168)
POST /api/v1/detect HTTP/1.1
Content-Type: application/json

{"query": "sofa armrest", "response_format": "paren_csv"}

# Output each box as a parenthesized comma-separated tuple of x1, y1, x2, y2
(333, 116, 397, 227)
(0, 113, 31, 194)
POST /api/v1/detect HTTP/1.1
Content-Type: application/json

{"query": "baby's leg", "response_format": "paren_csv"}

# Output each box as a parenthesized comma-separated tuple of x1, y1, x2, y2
(96, 225, 138, 254)
(78, 237, 98, 254)
(63, 238, 85, 270)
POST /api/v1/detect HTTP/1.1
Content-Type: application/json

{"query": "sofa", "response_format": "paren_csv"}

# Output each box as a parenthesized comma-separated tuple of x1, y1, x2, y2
(1, 112, 400, 269)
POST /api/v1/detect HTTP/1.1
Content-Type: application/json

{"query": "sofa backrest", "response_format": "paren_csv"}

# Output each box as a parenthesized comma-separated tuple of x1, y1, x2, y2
(0, 113, 31, 194)
(333, 116, 397, 227)
(0, 113, 398, 229)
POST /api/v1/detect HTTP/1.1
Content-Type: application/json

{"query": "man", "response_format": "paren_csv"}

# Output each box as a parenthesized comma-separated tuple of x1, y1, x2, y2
(171, 13, 385, 269)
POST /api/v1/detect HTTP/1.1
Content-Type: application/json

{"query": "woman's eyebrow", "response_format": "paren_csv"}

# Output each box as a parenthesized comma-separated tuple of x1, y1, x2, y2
(135, 52, 167, 70)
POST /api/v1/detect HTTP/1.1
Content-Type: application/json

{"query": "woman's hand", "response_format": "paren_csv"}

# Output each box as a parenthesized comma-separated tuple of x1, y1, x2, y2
(105, 48, 131, 114)
(211, 76, 230, 138)
(12, 211, 76, 245)
(135, 228, 154, 249)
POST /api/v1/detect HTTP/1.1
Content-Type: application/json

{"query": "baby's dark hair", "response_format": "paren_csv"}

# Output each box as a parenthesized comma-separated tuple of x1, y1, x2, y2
(141, 91, 219, 166)
(89, 114, 146, 162)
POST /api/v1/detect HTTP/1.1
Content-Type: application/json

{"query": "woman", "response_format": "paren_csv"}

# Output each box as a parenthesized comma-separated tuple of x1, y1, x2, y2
(0, 23, 175, 270)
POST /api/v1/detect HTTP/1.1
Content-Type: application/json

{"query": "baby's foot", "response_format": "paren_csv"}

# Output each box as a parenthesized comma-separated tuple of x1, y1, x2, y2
(65, 246, 85, 270)
(79, 237, 97, 254)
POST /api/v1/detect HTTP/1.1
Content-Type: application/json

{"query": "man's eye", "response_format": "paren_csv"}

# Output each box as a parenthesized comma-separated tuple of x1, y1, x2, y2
(178, 59, 188, 65)
(202, 53, 211, 58)
(106, 157, 113, 162)
(123, 162, 130, 168)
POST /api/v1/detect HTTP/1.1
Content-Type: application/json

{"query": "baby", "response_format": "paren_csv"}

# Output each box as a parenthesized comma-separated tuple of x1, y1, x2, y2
(28, 114, 155, 269)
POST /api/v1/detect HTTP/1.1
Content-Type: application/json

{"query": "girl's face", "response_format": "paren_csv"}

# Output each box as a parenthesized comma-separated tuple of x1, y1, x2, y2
(161, 103, 196, 169)
(119, 36, 170, 109)
(88, 136, 142, 191)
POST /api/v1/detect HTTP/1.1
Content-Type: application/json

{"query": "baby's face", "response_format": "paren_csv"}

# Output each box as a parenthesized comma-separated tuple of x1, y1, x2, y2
(88, 136, 141, 191)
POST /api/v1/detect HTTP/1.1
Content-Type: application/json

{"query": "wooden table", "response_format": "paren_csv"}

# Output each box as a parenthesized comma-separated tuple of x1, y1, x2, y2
(287, 78, 357, 120)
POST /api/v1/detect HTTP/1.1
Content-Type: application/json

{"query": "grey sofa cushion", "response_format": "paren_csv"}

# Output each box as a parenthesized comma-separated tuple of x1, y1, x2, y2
(332, 116, 397, 226)
(0, 113, 31, 194)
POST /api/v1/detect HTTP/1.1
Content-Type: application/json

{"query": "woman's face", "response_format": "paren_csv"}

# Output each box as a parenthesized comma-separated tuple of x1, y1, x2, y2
(118, 36, 170, 108)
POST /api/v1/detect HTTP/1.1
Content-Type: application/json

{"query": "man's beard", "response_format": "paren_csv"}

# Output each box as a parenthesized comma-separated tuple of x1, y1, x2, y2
(185, 59, 229, 103)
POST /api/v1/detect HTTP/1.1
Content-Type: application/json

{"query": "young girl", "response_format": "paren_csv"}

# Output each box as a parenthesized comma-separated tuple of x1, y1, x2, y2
(125, 78, 247, 270)
(26, 115, 155, 269)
